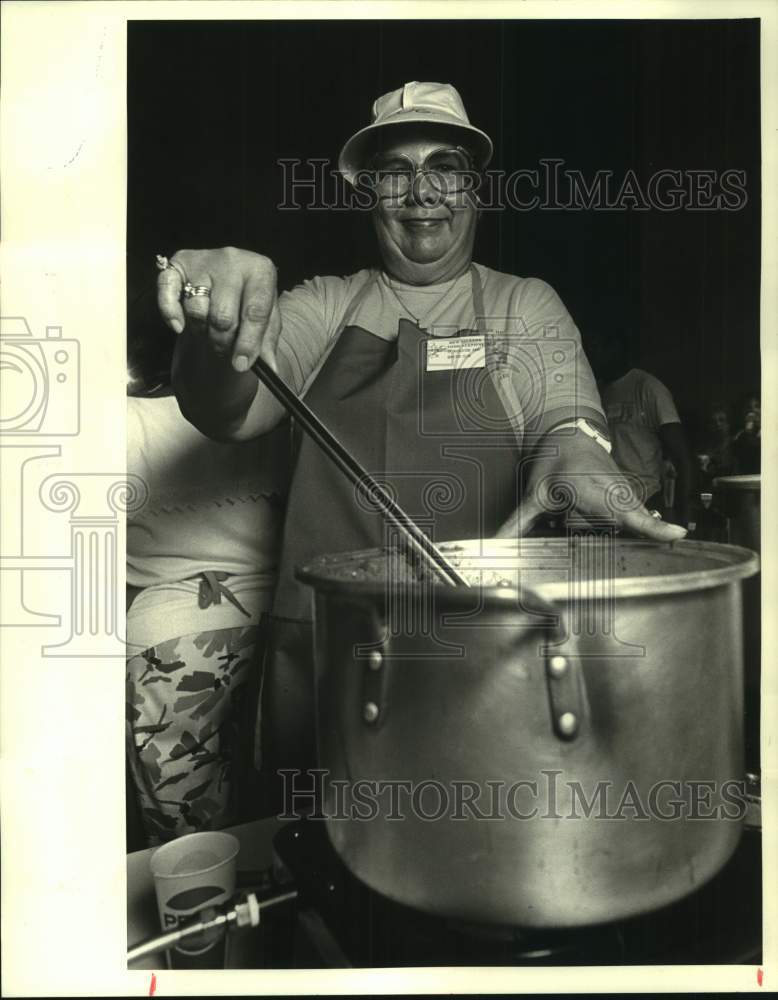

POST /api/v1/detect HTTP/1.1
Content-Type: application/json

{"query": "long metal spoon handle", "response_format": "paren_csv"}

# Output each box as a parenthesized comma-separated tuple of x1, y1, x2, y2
(251, 357, 469, 587)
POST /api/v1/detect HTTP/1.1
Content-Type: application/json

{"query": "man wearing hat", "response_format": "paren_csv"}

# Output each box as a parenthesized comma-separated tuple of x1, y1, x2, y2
(160, 82, 685, 780)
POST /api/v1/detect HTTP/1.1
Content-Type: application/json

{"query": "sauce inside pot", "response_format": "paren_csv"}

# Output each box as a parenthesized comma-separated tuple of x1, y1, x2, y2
(300, 537, 759, 600)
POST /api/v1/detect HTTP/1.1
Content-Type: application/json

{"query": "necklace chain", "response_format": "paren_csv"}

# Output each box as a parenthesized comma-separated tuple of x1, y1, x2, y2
(381, 273, 462, 329)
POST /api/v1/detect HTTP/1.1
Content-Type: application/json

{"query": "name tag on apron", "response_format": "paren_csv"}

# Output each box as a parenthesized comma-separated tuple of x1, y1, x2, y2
(426, 335, 486, 372)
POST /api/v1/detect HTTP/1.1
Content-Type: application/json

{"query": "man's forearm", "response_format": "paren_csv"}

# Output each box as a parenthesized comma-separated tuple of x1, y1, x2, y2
(673, 464, 691, 523)
(674, 453, 694, 524)
(172, 329, 260, 440)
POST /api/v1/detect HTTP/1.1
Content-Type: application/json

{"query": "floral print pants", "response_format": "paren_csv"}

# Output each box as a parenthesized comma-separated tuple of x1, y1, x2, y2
(126, 622, 264, 845)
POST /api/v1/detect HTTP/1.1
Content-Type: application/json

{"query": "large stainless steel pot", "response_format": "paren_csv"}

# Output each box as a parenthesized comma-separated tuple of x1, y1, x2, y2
(297, 537, 759, 928)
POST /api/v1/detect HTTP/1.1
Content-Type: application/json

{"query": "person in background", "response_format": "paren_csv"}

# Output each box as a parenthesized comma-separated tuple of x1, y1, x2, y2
(126, 329, 289, 846)
(731, 391, 761, 474)
(693, 405, 735, 490)
(591, 336, 693, 527)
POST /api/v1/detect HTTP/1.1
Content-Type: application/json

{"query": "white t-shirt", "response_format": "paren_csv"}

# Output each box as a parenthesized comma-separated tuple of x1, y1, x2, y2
(276, 264, 604, 436)
(601, 368, 681, 499)
(127, 395, 287, 589)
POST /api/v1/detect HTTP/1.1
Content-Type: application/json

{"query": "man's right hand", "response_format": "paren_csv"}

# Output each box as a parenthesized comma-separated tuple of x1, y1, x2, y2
(157, 247, 282, 373)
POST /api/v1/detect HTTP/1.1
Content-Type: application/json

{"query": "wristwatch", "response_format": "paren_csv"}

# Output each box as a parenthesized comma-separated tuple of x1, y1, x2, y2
(547, 418, 612, 454)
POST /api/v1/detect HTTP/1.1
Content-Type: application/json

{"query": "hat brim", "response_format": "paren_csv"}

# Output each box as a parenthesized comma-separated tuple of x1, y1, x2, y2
(338, 114, 493, 186)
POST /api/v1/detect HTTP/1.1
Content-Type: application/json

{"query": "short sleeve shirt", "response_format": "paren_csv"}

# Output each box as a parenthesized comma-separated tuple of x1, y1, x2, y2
(127, 395, 287, 588)
(275, 263, 604, 441)
(601, 368, 681, 498)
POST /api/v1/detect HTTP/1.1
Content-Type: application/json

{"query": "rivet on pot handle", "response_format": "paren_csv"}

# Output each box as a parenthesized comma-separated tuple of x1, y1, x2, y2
(362, 650, 384, 727)
(545, 652, 588, 741)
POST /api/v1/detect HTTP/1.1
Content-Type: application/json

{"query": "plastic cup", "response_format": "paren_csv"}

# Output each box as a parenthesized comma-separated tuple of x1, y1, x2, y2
(149, 831, 239, 968)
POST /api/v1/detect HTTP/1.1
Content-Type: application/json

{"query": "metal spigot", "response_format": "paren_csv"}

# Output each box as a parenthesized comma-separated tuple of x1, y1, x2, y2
(127, 888, 298, 964)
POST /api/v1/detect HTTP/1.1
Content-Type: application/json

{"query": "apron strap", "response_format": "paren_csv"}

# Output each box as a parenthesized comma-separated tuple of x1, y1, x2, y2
(300, 269, 381, 395)
(341, 268, 381, 327)
(470, 264, 487, 335)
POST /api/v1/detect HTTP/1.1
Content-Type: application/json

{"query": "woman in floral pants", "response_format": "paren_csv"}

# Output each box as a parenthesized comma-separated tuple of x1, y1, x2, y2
(126, 387, 288, 846)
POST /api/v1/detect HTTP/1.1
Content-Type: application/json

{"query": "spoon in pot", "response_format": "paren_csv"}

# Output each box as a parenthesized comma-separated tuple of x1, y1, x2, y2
(251, 357, 469, 587)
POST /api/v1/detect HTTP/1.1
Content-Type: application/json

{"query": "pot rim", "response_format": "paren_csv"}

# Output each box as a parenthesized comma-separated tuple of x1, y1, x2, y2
(296, 538, 759, 602)
(712, 474, 761, 492)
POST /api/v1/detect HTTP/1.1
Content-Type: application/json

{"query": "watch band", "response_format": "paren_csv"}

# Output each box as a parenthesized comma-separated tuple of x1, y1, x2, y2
(547, 418, 612, 454)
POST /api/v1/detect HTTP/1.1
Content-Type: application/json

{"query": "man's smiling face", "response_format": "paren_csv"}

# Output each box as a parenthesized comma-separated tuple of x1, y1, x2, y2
(368, 125, 480, 285)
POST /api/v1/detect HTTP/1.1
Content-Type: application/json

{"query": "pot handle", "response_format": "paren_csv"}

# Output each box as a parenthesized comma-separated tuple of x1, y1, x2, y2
(544, 649, 589, 741)
(353, 603, 389, 728)
(355, 592, 589, 740)
(507, 587, 589, 742)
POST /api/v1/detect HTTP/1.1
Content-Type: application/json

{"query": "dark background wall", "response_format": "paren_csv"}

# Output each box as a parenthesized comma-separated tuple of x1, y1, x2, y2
(127, 18, 761, 432)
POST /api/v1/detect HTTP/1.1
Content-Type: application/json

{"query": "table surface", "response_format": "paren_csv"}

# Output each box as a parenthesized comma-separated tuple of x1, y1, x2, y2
(127, 816, 288, 970)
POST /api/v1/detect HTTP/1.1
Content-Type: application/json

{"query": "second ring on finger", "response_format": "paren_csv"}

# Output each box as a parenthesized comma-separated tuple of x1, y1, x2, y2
(179, 279, 212, 323)
(182, 283, 212, 300)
